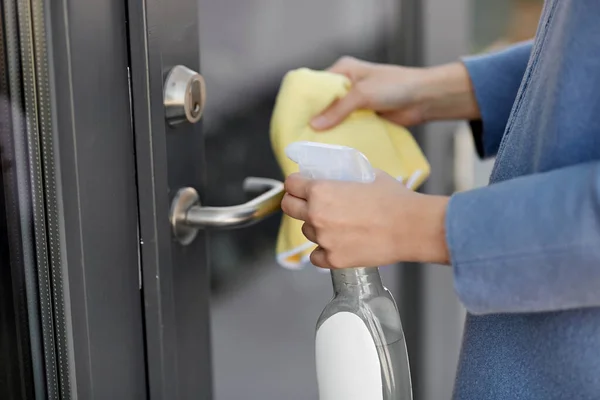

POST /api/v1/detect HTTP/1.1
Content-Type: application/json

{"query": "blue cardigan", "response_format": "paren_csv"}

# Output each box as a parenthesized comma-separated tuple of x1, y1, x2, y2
(446, 1, 600, 399)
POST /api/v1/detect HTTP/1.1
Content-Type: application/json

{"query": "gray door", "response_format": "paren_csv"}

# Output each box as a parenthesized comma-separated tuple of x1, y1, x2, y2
(126, 0, 420, 399)
(127, 0, 289, 397)
(127, 1, 409, 399)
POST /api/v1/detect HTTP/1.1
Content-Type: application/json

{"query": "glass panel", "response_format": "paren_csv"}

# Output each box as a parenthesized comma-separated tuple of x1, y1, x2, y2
(200, 0, 401, 287)
(199, 1, 403, 399)
(0, 134, 34, 400)
(0, 0, 63, 396)
(0, 34, 37, 400)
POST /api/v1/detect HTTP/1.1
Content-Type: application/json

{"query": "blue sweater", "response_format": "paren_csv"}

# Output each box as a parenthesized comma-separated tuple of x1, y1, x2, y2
(446, 1, 600, 399)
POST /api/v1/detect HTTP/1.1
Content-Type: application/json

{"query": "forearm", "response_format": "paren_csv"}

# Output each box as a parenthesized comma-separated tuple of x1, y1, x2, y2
(402, 160, 600, 314)
(417, 62, 481, 122)
(416, 40, 534, 128)
(446, 161, 600, 314)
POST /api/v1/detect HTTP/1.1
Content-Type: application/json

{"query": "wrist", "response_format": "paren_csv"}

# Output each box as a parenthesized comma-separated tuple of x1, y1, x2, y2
(417, 62, 480, 122)
(405, 194, 451, 265)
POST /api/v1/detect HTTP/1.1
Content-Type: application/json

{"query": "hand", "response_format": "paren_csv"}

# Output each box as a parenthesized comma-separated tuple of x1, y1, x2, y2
(281, 171, 451, 269)
(310, 57, 480, 131)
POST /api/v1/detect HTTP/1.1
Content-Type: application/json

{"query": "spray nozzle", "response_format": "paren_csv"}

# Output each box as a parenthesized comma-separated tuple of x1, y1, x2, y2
(285, 141, 375, 183)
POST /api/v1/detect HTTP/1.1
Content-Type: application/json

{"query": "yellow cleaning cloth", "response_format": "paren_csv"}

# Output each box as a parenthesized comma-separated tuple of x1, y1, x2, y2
(270, 68, 430, 269)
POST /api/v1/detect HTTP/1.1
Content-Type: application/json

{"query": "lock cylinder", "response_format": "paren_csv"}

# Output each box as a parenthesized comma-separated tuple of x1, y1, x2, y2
(163, 65, 206, 125)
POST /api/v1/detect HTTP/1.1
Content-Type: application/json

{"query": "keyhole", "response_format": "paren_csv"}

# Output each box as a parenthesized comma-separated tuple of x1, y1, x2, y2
(189, 79, 203, 119)
(164, 66, 207, 126)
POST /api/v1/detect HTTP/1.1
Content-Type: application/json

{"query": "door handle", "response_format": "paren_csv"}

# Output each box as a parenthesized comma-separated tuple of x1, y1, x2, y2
(170, 177, 284, 245)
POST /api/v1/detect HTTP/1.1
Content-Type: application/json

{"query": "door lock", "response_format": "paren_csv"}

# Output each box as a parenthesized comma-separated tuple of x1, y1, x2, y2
(164, 65, 206, 125)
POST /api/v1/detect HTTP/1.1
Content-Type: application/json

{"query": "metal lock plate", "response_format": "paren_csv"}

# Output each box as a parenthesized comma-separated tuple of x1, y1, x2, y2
(164, 65, 206, 125)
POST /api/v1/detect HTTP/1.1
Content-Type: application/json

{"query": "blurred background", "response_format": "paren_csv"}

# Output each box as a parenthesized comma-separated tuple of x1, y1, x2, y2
(201, 0, 543, 400)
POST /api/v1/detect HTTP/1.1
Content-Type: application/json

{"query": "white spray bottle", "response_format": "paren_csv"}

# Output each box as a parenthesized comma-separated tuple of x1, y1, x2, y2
(286, 141, 413, 400)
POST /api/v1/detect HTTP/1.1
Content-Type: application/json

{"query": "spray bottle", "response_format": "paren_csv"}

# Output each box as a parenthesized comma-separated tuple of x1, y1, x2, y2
(286, 141, 413, 400)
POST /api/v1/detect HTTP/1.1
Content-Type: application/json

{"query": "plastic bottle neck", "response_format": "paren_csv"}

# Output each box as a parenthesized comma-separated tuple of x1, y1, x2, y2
(330, 267, 384, 296)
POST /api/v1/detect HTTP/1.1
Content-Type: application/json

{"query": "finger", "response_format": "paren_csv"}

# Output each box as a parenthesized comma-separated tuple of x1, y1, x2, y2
(310, 90, 365, 131)
(326, 56, 368, 81)
(310, 246, 332, 269)
(301, 223, 317, 243)
(284, 173, 311, 199)
(281, 193, 309, 221)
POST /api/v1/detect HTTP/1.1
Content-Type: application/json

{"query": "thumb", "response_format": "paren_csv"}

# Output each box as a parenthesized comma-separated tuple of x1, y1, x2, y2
(310, 90, 365, 131)
(310, 246, 332, 269)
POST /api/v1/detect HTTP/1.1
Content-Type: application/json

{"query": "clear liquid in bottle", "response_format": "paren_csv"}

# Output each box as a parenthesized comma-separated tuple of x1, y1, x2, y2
(315, 267, 412, 400)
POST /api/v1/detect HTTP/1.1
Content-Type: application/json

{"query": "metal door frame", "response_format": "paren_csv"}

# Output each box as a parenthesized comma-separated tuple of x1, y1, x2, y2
(19, 0, 213, 397)
(28, 0, 148, 397)
(126, 0, 212, 398)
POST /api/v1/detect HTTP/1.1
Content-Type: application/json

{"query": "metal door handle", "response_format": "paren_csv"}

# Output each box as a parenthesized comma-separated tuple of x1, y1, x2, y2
(170, 177, 284, 245)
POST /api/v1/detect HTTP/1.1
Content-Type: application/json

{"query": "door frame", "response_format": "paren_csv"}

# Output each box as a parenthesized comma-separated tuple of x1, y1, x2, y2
(43, 0, 148, 397)
(126, 0, 212, 398)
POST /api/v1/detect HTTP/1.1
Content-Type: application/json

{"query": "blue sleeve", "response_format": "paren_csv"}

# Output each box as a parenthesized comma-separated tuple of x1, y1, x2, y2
(446, 161, 600, 315)
(462, 41, 533, 158)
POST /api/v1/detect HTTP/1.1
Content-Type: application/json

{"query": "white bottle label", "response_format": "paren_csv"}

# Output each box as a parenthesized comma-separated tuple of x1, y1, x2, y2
(315, 312, 383, 400)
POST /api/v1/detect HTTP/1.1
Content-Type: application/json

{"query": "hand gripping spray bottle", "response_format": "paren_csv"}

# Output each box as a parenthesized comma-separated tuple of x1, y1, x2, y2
(286, 141, 412, 400)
